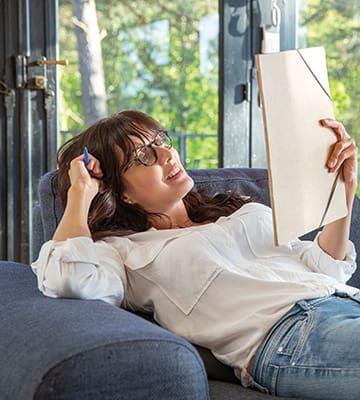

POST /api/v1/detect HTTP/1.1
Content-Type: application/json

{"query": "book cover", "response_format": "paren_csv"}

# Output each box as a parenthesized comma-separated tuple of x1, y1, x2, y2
(256, 47, 347, 245)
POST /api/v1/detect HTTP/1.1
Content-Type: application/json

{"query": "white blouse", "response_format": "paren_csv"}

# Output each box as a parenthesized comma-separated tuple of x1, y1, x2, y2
(31, 202, 358, 385)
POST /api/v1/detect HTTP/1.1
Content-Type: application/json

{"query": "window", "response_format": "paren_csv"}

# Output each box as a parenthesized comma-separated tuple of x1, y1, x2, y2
(59, 0, 219, 169)
(297, 0, 360, 193)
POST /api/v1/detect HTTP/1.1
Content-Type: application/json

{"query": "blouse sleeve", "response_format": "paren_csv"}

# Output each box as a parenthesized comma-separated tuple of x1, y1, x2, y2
(291, 233, 357, 284)
(31, 237, 126, 307)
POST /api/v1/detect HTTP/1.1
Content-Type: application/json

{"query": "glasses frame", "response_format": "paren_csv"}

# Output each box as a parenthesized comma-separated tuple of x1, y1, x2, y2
(126, 130, 173, 170)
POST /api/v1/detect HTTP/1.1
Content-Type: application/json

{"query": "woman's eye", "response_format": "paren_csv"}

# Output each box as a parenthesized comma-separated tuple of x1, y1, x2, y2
(154, 135, 164, 146)
(136, 148, 145, 159)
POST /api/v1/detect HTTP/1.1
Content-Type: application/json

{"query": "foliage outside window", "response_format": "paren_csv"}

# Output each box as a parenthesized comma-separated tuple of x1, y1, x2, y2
(60, 1, 360, 184)
(59, 0, 219, 169)
(298, 0, 360, 194)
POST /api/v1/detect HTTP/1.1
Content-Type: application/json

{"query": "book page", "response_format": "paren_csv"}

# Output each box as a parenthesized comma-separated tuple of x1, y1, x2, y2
(256, 47, 347, 245)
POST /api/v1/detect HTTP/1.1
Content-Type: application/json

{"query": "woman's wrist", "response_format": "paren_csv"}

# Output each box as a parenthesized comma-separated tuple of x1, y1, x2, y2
(52, 185, 94, 241)
(67, 184, 96, 211)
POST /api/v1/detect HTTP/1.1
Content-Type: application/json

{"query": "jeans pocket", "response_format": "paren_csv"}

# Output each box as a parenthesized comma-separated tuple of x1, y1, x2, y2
(276, 310, 313, 362)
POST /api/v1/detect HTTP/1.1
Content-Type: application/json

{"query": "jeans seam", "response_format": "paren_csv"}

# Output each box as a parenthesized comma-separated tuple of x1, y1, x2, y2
(290, 310, 314, 365)
(278, 365, 360, 371)
(256, 314, 300, 384)
(270, 365, 280, 395)
(254, 298, 325, 384)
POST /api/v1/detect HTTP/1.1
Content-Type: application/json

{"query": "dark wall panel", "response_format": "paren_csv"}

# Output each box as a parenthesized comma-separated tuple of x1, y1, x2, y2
(219, 0, 296, 168)
(0, 0, 58, 263)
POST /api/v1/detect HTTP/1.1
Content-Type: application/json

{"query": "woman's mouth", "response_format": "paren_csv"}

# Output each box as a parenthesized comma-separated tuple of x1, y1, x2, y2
(167, 166, 181, 179)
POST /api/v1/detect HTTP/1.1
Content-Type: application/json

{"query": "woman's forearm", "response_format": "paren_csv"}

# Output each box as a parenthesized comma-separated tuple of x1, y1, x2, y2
(317, 119, 358, 261)
(318, 208, 352, 260)
(53, 185, 94, 241)
(318, 180, 356, 260)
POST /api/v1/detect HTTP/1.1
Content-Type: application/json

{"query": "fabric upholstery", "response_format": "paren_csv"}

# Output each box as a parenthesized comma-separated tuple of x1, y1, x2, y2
(0, 262, 208, 400)
(22, 167, 360, 400)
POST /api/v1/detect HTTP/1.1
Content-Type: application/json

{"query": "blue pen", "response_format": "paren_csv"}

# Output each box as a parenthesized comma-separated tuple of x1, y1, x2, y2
(83, 146, 90, 168)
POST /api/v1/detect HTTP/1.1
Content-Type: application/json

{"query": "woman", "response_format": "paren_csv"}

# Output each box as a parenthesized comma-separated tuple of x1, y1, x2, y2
(32, 110, 359, 399)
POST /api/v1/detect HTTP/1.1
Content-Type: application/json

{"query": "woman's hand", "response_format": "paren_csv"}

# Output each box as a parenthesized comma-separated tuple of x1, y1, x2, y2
(68, 152, 104, 203)
(318, 118, 358, 260)
(321, 118, 358, 203)
(53, 152, 104, 241)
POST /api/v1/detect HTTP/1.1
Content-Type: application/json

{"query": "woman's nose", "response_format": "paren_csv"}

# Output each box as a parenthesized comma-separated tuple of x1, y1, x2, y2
(155, 145, 173, 165)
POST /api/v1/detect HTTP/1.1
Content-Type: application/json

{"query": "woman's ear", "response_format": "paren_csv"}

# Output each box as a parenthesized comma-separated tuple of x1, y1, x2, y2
(122, 194, 133, 204)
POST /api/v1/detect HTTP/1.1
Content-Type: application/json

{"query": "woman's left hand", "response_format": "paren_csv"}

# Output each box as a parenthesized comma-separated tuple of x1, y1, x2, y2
(318, 119, 358, 260)
(321, 118, 358, 201)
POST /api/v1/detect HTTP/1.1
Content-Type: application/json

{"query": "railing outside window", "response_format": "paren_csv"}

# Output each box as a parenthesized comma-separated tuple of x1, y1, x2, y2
(60, 130, 218, 170)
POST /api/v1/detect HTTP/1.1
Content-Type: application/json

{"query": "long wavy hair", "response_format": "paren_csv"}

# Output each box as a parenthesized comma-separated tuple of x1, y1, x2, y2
(56, 110, 251, 240)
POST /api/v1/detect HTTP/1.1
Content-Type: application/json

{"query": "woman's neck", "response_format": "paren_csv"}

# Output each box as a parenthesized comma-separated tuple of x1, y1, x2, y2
(149, 201, 196, 229)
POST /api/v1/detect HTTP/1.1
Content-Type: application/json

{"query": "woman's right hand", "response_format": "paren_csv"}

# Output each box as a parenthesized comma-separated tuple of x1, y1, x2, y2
(68, 152, 104, 202)
(53, 152, 104, 241)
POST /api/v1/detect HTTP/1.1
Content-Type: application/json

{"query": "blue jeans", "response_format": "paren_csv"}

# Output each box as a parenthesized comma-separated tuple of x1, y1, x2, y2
(251, 293, 360, 400)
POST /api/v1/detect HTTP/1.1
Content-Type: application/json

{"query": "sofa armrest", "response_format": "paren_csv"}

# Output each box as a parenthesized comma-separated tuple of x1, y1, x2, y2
(0, 262, 208, 400)
(32, 205, 44, 262)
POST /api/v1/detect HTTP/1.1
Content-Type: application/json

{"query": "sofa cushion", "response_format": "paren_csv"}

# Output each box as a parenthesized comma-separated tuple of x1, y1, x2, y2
(0, 262, 208, 400)
(189, 167, 270, 205)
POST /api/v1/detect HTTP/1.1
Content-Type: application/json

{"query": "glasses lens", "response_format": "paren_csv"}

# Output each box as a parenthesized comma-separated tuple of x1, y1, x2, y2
(154, 131, 172, 148)
(135, 131, 172, 166)
(137, 145, 156, 166)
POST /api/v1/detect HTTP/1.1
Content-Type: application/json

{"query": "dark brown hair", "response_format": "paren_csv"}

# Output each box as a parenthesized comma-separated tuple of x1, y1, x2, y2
(56, 110, 251, 240)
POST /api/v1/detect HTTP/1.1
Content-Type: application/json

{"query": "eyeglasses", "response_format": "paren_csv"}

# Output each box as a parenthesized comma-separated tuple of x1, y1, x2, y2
(127, 130, 172, 169)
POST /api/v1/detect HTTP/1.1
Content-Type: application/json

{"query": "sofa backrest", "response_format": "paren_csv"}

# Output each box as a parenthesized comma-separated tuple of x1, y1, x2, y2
(33, 167, 360, 287)
(32, 168, 270, 257)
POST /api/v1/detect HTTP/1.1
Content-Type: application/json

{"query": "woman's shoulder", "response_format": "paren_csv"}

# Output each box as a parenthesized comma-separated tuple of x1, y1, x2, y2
(225, 201, 271, 219)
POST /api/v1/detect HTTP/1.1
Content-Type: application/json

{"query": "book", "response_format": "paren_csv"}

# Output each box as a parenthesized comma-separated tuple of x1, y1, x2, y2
(255, 47, 347, 245)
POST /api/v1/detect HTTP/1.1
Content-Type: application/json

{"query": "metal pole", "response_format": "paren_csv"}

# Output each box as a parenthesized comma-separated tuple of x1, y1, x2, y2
(18, 0, 32, 262)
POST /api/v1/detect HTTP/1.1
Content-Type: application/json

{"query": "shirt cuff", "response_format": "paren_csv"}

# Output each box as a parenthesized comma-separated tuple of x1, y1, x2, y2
(312, 232, 357, 282)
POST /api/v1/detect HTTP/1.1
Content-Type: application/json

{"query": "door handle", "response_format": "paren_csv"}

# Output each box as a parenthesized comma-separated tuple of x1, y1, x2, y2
(15, 55, 69, 90)
(35, 59, 69, 66)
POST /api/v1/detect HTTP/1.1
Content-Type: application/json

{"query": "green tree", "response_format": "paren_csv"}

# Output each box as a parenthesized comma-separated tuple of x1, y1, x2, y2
(72, 0, 107, 126)
(59, 0, 219, 168)
(299, 1, 360, 130)
(298, 0, 360, 192)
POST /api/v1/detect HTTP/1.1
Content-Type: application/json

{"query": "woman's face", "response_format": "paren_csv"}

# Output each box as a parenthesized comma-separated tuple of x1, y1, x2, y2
(120, 133, 194, 214)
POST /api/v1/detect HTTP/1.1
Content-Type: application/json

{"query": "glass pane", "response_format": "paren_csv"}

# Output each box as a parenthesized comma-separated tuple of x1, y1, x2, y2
(297, 1, 360, 194)
(59, 0, 219, 169)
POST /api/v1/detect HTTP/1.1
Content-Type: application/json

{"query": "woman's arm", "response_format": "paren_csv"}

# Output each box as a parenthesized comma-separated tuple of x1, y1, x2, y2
(53, 152, 103, 241)
(32, 237, 126, 306)
(317, 119, 358, 260)
(32, 152, 126, 305)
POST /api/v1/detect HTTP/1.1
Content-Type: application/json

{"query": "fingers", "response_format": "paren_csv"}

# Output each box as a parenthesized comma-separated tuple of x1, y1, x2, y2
(327, 137, 357, 173)
(83, 151, 104, 178)
(85, 157, 104, 178)
(320, 118, 357, 171)
(320, 118, 358, 191)
(68, 151, 104, 188)
(320, 118, 349, 141)
(70, 152, 104, 178)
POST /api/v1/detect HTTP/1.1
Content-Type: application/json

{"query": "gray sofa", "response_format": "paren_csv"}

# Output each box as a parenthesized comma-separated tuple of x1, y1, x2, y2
(1, 167, 360, 400)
